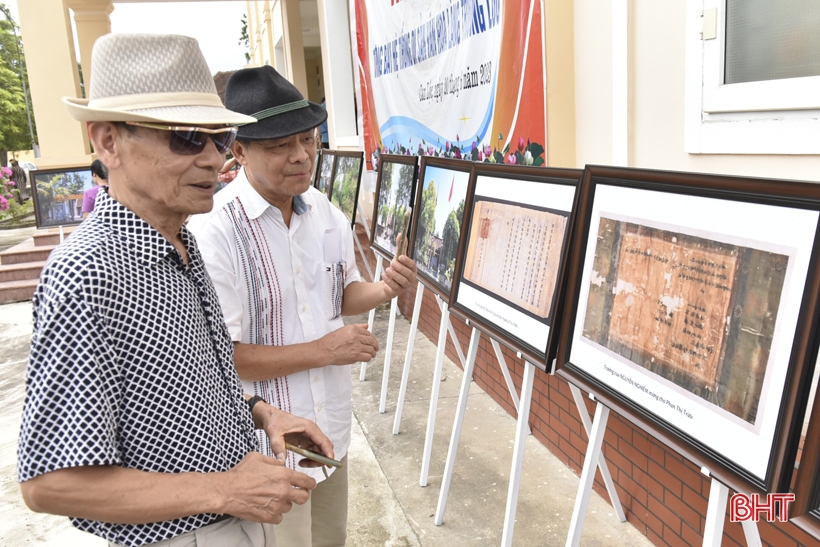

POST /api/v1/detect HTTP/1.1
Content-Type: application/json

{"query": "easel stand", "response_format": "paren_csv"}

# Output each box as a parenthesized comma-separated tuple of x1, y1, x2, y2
(354, 203, 374, 281)
(360, 254, 384, 381)
(393, 280, 425, 434)
(432, 330, 538, 547)
(418, 296, 468, 486)
(378, 293, 399, 413)
(564, 383, 626, 547)
(702, 478, 761, 547)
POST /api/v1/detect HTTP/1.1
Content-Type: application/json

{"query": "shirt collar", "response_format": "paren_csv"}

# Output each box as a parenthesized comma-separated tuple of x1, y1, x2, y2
(94, 188, 188, 266)
(235, 167, 310, 220)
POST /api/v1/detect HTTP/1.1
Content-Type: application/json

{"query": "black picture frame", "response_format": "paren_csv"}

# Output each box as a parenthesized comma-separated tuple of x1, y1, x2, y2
(31, 165, 96, 228)
(407, 157, 474, 300)
(555, 164, 820, 495)
(370, 154, 419, 259)
(329, 151, 364, 228)
(315, 149, 336, 197)
(448, 164, 582, 369)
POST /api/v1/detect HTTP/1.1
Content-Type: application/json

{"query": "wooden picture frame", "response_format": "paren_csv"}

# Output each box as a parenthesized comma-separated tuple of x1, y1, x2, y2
(31, 165, 96, 228)
(408, 157, 474, 299)
(555, 165, 820, 495)
(315, 149, 336, 197)
(448, 164, 582, 369)
(329, 151, 364, 228)
(370, 154, 419, 259)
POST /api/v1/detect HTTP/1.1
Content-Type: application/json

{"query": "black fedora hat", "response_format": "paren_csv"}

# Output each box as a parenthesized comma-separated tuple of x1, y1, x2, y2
(225, 65, 327, 140)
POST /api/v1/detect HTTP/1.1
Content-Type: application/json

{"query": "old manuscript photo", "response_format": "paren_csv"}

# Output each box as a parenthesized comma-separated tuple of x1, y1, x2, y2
(463, 199, 568, 322)
(582, 216, 789, 425)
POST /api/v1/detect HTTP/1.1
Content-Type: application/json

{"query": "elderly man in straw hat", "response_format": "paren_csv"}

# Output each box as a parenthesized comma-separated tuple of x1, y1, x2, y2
(187, 66, 418, 547)
(17, 34, 334, 547)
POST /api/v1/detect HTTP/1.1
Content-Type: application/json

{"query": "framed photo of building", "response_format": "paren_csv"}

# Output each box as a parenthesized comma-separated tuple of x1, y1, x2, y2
(31, 165, 96, 228)
(555, 165, 820, 494)
(408, 157, 473, 299)
(371, 154, 418, 259)
(329, 151, 364, 228)
(315, 149, 335, 197)
(449, 164, 582, 368)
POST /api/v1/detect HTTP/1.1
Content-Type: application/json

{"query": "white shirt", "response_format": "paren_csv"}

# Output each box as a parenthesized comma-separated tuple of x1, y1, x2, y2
(188, 169, 360, 481)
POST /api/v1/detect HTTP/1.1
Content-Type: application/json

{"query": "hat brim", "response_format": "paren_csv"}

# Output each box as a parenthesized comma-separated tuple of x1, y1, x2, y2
(235, 102, 328, 141)
(63, 97, 257, 126)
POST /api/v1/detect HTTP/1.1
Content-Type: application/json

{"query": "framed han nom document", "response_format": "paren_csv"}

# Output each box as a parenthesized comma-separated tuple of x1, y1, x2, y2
(315, 149, 336, 197)
(555, 165, 820, 494)
(329, 151, 364, 228)
(371, 154, 418, 259)
(408, 157, 473, 299)
(449, 164, 582, 368)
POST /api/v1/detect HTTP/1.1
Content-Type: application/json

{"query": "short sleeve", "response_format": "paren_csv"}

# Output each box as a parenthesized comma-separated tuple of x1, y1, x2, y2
(18, 295, 122, 482)
(82, 187, 96, 213)
(188, 216, 245, 342)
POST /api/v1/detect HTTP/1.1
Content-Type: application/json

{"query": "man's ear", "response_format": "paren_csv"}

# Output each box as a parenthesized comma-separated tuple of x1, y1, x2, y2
(87, 122, 123, 170)
(231, 140, 249, 166)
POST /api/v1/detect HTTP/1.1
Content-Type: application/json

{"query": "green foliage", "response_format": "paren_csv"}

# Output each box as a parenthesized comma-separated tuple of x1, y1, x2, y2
(440, 209, 460, 282)
(0, 4, 36, 155)
(415, 181, 437, 264)
(239, 14, 250, 63)
(0, 197, 32, 221)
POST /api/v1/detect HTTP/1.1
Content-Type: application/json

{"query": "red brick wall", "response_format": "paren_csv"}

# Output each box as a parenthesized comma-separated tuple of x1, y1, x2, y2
(353, 227, 819, 547)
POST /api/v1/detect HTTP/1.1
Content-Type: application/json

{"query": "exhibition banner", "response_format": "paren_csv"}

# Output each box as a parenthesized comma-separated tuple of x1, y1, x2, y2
(354, 0, 546, 171)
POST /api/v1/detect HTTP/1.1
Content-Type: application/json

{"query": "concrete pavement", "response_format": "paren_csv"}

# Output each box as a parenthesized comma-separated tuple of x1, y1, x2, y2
(0, 300, 653, 546)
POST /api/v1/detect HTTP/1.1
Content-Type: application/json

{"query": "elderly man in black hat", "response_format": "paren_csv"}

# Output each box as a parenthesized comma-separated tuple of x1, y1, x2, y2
(187, 66, 418, 547)
(17, 34, 335, 547)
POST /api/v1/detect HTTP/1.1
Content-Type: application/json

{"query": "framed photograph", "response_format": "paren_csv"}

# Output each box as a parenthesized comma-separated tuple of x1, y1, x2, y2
(555, 165, 820, 494)
(448, 164, 581, 368)
(329, 151, 364, 227)
(371, 154, 418, 259)
(408, 157, 473, 299)
(31, 165, 96, 228)
(789, 362, 820, 537)
(315, 149, 335, 197)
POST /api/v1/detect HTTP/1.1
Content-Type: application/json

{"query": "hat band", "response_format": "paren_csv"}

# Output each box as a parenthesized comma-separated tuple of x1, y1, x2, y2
(251, 99, 310, 121)
(88, 92, 225, 111)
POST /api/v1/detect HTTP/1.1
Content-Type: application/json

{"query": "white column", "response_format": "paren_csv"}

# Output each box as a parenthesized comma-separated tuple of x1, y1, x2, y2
(316, 0, 357, 149)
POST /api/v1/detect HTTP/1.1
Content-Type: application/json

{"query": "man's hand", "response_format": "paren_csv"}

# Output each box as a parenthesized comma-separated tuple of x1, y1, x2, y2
(316, 323, 379, 366)
(382, 255, 417, 299)
(252, 402, 335, 466)
(218, 452, 315, 523)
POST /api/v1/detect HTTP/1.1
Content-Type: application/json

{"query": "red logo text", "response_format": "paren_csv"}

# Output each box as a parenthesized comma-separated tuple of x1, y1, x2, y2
(729, 493, 794, 522)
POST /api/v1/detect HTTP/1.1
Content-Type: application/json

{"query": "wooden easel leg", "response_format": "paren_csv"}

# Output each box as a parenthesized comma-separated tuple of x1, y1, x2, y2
(420, 300, 449, 487)
(360, 255, 384, 381)
(434, 327, 481, 525)
(565, 402, 610, 547)
(379, 295, 399, 413)
(500, 360, 536, 547)
(702, 478, 729, 547)
(568, 384, 626, 523)
(393, 281, 424, 434)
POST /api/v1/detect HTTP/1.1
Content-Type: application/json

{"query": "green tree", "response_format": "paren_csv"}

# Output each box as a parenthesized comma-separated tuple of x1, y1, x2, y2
(440, 210, 460, 284)
(377, 164, 393, 227)
(415, 181, 438, 270)
(239, 14, 250, 63)
(0, 4, 37, 165)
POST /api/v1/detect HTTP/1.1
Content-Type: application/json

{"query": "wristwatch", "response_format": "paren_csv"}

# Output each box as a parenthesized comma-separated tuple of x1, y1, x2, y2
(247, 395, 265, 414)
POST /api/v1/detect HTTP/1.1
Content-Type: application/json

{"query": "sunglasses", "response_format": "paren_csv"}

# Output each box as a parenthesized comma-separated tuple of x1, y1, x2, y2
(125, 121, 238, 155)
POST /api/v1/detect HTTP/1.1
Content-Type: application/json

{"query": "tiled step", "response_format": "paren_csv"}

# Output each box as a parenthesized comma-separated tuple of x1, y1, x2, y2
(0, 278, 38, 304)
(0, 244, 57, 265)
(0, 261, 46, 283)
(32, 226, 77, 247)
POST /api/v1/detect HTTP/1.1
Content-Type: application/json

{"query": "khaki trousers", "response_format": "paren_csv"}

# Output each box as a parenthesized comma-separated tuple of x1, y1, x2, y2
(274, 455, 349, 547)
(108, 517, 275, 547)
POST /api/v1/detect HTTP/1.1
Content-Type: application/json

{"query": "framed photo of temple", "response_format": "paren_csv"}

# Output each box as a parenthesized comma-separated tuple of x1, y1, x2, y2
(408, 157, 473, 299)
(31, 165, 96, 228)
(449, 164, 582, 368)
(329, 151, 364, 228)
(555, 165, 820, 494)
(371, 154, 418, 259)
(315, 149, 335, 197)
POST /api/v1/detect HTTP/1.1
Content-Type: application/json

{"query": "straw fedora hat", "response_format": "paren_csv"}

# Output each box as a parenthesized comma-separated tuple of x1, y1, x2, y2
(225, 65, 327, 140)
(63, 33, 256, 126)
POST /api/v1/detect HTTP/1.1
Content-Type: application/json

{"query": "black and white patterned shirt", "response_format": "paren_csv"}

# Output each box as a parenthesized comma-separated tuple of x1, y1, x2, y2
(17, 189, 257, 547)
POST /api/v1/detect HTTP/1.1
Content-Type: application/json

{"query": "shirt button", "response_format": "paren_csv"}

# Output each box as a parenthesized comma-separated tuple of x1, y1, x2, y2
(295, 268, 301, 275)
(317, 405, 323, 412)
(313, 376, 318, 382)
(301, 305, 307, 312)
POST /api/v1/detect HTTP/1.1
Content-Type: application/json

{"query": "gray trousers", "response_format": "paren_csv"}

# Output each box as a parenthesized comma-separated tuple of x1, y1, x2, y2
(108, 517, 275, 547)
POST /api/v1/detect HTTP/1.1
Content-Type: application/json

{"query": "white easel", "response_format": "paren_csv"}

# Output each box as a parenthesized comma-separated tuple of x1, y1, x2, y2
(702, 476, 761, 547)
(393, 284, 467, 434)
(432, 325, 540, 547)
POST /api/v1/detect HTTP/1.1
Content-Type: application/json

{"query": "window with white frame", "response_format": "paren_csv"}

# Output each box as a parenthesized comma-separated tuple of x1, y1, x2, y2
(685, 0, 820, 154)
